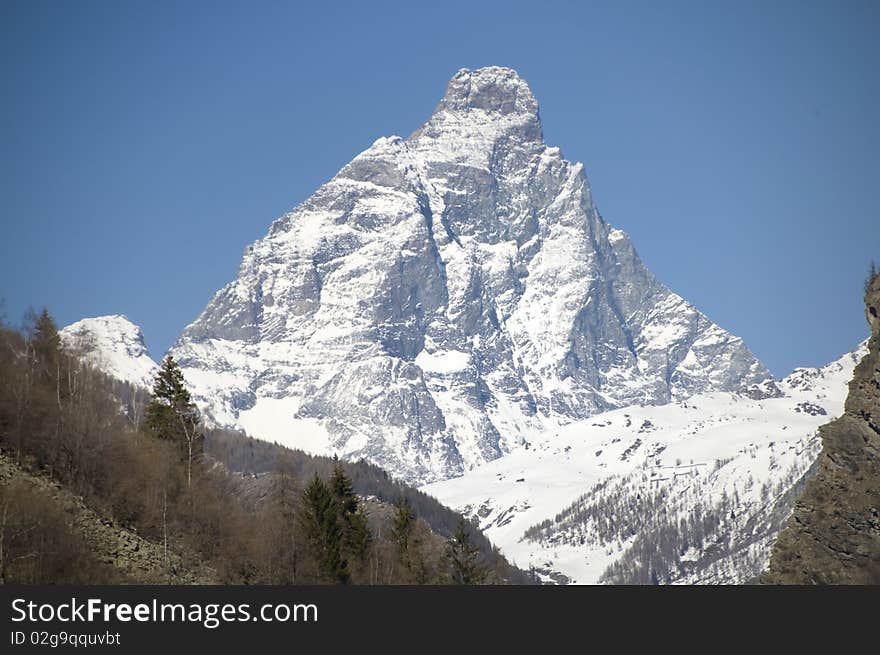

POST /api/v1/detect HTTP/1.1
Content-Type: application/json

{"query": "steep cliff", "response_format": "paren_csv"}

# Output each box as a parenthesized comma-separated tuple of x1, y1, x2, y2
(170, 66, 770, 484)
(762, 273, 880, 584)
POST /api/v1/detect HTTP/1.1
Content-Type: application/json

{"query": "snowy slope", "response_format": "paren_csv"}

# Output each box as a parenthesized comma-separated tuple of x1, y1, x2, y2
(60, 315, 158, 389)
(169, 66, 771, 484)
(421, 344, 867, 584)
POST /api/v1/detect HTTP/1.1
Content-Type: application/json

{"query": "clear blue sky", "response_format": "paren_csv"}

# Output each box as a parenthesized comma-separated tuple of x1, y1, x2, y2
(1, 0, 877, 377)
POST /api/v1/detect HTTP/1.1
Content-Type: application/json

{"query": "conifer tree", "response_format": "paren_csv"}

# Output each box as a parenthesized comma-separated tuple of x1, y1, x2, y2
(347, 507, 371, 567)
(330, 456, 357, 515)
(30, 309, 61, 383)
(20, 309, 64, 461)
(144, 355, 202, 488)
(301, 473, 348, 583)
(391, 496, 415, 558)
(329, 457, 371, 567)
(390, 496, 428, 582)
(445, 518, 486, 585)
(866, 260, 879, 293)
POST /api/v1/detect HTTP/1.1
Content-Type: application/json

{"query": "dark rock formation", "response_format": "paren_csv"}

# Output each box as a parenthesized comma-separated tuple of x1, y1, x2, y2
(761, 273, 880, 584)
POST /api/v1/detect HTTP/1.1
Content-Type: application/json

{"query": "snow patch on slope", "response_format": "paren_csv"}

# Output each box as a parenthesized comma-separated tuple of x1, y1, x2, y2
(422, 344, 866, 584)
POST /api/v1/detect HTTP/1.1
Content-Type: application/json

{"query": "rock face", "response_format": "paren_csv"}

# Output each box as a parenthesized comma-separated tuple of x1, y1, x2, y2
(60, 315, 158, 389)
(171, 66, 770, 484)
(762, 274, 880, 584)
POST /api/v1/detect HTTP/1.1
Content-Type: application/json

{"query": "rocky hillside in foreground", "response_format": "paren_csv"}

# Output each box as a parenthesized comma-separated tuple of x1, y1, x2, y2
(2, 314, 531, 585)
(0, 452, 214, 584)
(761, 274, 880, 584)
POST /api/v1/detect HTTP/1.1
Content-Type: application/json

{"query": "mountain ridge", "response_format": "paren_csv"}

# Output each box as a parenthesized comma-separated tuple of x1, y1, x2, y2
(59, 315, 158, 389)
(79, 67, 770, 484)
(761, 273, 880, 583)
(52, 310, 868, 583)
(423, 342, 866, 583)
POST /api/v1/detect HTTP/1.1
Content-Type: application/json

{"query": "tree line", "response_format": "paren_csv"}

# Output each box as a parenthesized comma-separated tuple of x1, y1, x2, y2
(0, 308, 528, 585)
(205, 428, 532, 583)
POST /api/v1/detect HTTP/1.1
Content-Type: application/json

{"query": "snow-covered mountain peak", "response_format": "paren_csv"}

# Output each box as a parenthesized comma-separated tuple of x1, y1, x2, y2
(171, 67, 771, 484)
(437, 67, 539, 118)
(409, 67, 543, 169)
(60, 315, 158, 389)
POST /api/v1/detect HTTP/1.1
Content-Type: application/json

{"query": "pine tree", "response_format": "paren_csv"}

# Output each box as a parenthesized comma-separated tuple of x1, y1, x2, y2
(390, 496, 428, 583)
(144, 355, 202, 488)
(28, 309, 64, 410)
(19, 309, 64, 463)
(329, 457, 357, 515)
(866, 260, 878, 293)
(30, 309, 61, 383)
(301, 473, 348, 584)
(445, 518, 486, 585)
(391, 496, 415, 558)
(347, 507, 371, 566)
(329, 457, 371, 568)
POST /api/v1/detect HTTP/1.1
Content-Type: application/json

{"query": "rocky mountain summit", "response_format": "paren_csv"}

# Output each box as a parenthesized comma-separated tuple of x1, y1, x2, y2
(60, 315, 158, 389)
(762, 274, 880, 584)
(170, 66, 771, 484)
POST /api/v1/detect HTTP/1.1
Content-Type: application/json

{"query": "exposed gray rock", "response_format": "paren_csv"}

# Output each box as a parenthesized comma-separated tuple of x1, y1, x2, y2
(171, 66, 771, 484)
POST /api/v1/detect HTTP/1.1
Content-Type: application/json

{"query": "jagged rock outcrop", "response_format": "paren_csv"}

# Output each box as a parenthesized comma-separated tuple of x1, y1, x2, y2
(170, 66, 771, 484)
(762, 274, 880, 584)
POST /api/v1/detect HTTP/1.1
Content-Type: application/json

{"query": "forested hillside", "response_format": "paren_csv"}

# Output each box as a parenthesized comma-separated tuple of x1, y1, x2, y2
(0, 309, 532, 585)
